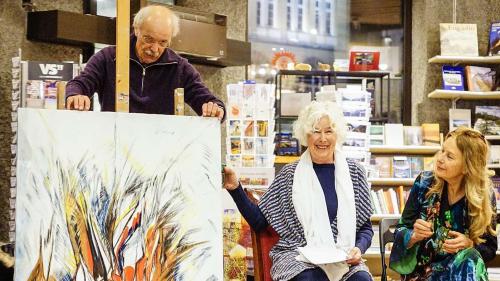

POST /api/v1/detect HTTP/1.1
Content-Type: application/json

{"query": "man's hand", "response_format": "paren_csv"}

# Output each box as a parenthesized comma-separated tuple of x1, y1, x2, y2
(202, 102, 224, 120)
(223, 167, 239, 190)
(66, 95, 91, 111)
(346, 247, 362, 265)
(442, 230, 473, 254)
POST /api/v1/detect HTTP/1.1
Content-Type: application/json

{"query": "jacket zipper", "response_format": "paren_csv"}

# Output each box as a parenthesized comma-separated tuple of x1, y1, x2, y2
(130, 58, 178, 96)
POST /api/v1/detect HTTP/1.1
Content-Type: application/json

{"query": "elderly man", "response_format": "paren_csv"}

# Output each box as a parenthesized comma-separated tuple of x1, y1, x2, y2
(65, 5, 225, 120)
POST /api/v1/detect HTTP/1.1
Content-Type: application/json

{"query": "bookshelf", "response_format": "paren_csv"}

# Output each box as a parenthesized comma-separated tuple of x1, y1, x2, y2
(427, 90, 500, 100)
(486, 135, 500, 140)
(428, 55, 500, 64)
(370, 214, 401, 223)
(488, 164, 500, 169)
(368, 178, 415, 186)
(369, 145, 441, 155)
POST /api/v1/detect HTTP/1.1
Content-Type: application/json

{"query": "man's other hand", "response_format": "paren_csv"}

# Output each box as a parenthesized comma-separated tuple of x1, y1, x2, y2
(202, 102, 224, 120)
(66, 95, 91, 111)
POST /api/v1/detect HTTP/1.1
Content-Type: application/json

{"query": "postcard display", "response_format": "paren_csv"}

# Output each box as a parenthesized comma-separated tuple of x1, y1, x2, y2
(9, 60, 78, 242)
(224, 82, 276, 280)
(334, 85, 372, 167)
(9, 56, 21, 242)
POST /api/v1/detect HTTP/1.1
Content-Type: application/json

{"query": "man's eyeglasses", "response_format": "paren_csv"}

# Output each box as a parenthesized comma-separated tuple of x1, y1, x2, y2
(140, 35, 170, 48)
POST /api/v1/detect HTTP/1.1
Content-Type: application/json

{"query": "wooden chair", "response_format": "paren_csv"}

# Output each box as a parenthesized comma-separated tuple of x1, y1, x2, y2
(245, 189, 280, 281)
(379, 217, 400, 281)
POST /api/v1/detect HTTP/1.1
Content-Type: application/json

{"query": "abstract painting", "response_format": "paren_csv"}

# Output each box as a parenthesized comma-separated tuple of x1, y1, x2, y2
(15, 109, 222, 281)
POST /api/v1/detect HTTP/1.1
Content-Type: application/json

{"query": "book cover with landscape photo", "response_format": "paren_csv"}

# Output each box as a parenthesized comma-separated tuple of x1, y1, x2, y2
(474, 106, 500, 136)
(488, 22, 500, 56)
(440, 23, 479, 56)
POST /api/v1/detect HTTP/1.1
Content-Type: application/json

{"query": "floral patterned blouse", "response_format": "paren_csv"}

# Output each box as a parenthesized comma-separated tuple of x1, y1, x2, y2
(389, 171, 497, 281)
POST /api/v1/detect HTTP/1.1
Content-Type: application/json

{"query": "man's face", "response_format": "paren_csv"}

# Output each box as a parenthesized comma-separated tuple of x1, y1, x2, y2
(134, 20, 172, 64)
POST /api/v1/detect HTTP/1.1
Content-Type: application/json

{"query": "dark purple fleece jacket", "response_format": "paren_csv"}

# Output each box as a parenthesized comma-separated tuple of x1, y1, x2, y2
(66, 35, 225, 118)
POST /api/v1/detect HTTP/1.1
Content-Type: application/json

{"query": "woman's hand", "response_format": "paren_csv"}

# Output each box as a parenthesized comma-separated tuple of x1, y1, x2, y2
(408, 219, 434, 247)
(442, 230, 474, 254)
(223, 167, 239, 190)
(346, 247, 362, 265)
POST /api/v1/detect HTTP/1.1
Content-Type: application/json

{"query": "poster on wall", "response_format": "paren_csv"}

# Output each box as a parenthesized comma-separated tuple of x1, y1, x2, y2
(21, 61, 78, 109)
(15, 109, 222, 281)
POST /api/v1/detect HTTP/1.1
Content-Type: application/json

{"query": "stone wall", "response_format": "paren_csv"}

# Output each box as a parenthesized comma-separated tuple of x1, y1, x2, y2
(0, 0, 83, 242)
(411, 0, 500, 130)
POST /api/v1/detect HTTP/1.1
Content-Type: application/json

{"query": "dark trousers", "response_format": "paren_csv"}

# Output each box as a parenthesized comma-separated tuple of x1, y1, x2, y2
(291, 267, 372, 281)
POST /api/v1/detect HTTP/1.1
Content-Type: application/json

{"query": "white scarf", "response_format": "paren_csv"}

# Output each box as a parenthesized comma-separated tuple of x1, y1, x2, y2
(292, 148, 356, 281)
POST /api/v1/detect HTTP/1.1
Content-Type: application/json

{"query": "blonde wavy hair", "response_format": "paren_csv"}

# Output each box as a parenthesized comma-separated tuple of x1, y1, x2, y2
(426, 127, 496, 244)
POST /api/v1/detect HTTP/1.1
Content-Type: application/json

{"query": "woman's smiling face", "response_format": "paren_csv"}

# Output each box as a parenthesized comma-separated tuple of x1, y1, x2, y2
(307, 116, 337, 164)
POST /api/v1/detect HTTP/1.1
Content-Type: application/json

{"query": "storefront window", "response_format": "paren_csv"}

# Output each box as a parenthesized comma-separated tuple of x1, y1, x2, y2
(248, 0, 405, 122)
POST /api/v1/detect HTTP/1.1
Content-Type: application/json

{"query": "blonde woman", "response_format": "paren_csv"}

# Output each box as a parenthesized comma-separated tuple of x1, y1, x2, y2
(389, 127, 497, 280)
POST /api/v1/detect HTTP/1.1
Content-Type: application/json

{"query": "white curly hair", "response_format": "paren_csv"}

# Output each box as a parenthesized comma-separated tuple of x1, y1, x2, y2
(133, 5, 180, 38)
(292, 100, 347, 147)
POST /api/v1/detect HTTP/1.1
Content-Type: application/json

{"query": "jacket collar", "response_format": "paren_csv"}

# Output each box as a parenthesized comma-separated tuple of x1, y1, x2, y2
(129, 34, 181, 65)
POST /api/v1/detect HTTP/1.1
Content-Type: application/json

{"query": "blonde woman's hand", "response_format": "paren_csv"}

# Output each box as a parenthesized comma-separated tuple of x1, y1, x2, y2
(223, 167, 239, 190)
(442, 231, 473, 254)
(408, 219, 433, 247)
(346, 247, 362, 265)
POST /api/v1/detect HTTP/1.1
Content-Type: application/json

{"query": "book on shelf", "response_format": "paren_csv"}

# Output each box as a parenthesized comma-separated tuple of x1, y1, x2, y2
(465, 66, 496, 92)
(376, 189, 389, 214)
(488, 22, 500, 56)
(442, 65, 466, 91)
(384, 123, 404, 146)
(370, 125, 384, 145)
(490, 145, 500, 165)
(439, 23, 479, 56)
(396, 185, 406, 213)
(449, 108, 471, 132)
(371, 156, 392, 178)
(492, 177, 500, 210)
(393, 156, 411, 179)
(422, 123, 441, 146)
(383, 189, 395, 214)
(370, 190, 382, 214)
(409, 157, 424, 178)
(388, 188, 400, 214)
(474, 106, 500, 136)
(423, 157, 435, 171)
(404, 126, 423, 146)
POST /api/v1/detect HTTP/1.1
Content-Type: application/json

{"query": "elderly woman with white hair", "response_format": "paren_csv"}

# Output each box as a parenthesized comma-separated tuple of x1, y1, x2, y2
(223, 101, 374, 281)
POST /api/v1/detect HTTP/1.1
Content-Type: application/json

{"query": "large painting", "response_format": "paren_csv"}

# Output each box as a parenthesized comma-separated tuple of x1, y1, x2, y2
(15, 109, 222, 281)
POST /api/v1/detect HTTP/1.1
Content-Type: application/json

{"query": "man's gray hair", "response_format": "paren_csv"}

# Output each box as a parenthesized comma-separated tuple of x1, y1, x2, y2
(133, 5, 180, 37)
(292, 100, 347, 147)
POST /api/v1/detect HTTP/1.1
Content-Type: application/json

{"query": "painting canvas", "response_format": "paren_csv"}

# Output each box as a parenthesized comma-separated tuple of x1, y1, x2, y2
(15, 109, 222, 281)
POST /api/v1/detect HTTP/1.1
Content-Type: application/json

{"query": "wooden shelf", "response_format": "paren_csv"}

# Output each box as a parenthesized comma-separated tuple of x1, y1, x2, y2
(274, 155, 300, 164)
(486, 135, 500, 140)
(428, 90, 500, 100)
(371, 214, 401, 223)
(369, 145, 441, 155)
(428, 55, 500, 64)
(368, 178, 415, 186)
(364, 250, 390, 258)
(488, 164, 500, 169)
